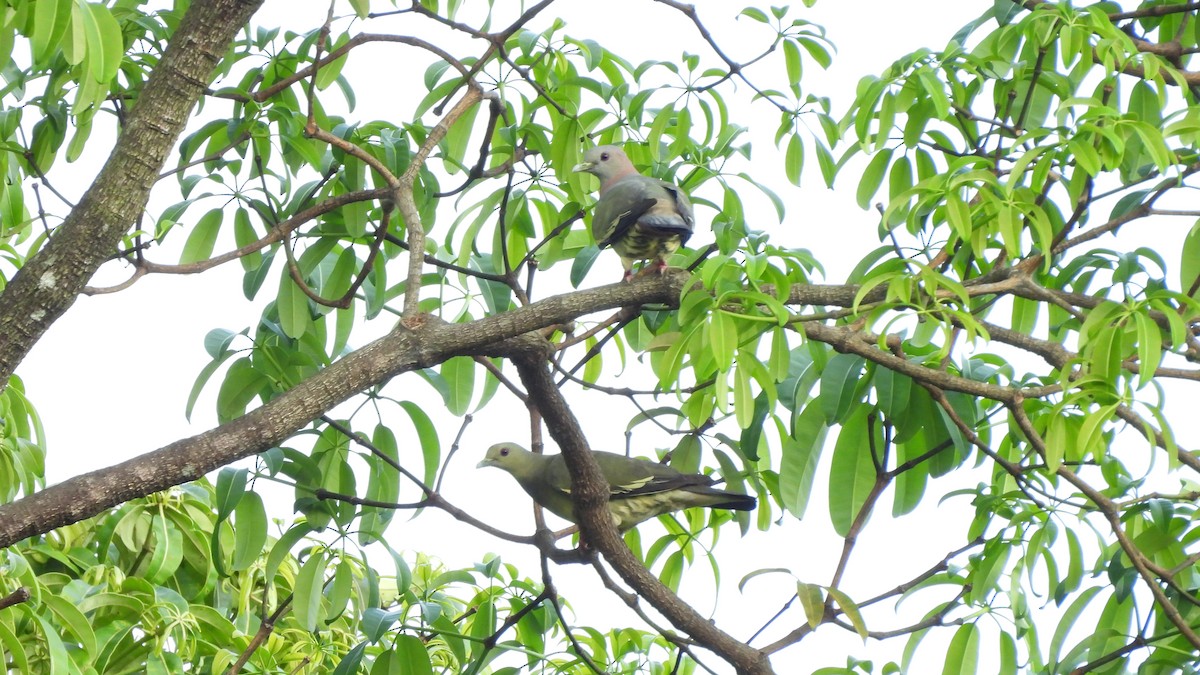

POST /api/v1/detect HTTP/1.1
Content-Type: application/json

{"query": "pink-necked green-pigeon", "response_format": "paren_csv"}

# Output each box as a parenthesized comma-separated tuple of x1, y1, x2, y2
(572, 145, 695, 280)
(477, 441, 755, 532)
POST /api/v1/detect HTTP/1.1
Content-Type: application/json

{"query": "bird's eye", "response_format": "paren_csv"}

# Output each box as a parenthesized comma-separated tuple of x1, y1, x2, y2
(500, 447, 509, 456)
(600, 152, 609, 161)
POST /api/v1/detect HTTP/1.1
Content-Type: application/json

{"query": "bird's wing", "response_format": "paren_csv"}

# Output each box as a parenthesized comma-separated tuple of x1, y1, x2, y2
(658, 181, 695, 244)
(593, 452, 715, 500)
(592, 176, 694, 247)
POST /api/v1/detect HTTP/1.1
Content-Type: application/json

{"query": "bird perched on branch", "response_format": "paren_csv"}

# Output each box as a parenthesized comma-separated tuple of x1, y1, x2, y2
(572, 145, 695, 280)
(477, 441, 755, 532)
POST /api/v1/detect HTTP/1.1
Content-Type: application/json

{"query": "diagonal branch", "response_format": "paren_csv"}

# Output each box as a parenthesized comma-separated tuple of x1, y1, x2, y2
(0, 0, 265, 391)
(511, 351, 775, 675)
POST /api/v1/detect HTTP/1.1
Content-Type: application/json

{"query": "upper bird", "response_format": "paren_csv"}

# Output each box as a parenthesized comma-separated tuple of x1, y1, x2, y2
(478, 441, 755, 532)
(572, 145, 695, 280)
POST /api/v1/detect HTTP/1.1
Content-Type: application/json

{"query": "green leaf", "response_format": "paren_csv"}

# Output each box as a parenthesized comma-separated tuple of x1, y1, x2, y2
(179, 208, 223, 264)
(295, 549, 328, 632)
(30, 610, 71, 675)
(232, 208, 262, 271)
(1181, 219, 1200, 299)
(998, 631, 1017, 675)
(265, 522, 314, 585)
(738, 391, 770, 461)
(785, 132, 804, 187)
(399, 401, 440, 487)
(783, 39, 803, 86)
(231, 491, 267, 571)
(277, 269, 311, 339)
(1087, 325, 1122, 385)
(186, 349, 235, 422)
(827, 587, 867, 640)
(1044, 413, 1066, 473)
(363, 607, 402, 643)
(820, 354, 865, 424)
(738, 7, 769, 22)
(797, 582, 824, 628)
(215, 467, 248, 520)
(941, 623, 978, 675)
(709, 311, 737, 371)
(393, 634, 434, 675)
(570, 245, 601, 287)
(856, 148, 894, 209)
(828, 406, 877, 537)
(0, 619, 29, 674)
(734, 359, 755, 429)
(33, 0, 72, 64)
(1049, 586, 1102, 666)
(875, 368, 912, 422)
(440, 356, 475, 416)
(780, 402, 826, 518)
(331, 641, 367, 675)
(216, 358, 266, 423)
(42, 594, 97, 659)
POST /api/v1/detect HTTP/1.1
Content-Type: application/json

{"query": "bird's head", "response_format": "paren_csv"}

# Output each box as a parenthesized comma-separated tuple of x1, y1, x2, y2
(477, 441, 529, 470)
(572, 145, 636, 186)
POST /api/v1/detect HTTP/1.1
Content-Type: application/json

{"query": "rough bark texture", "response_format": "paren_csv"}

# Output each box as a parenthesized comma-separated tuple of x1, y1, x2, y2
(0, 0, 264, 386)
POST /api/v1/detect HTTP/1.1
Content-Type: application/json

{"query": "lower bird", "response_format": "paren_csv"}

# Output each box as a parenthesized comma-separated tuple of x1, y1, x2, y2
(478, 441, 755, 532)
(572, 145, 695, 280)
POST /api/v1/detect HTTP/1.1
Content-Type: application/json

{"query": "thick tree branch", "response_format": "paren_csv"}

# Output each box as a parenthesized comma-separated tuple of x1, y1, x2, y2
(0, 0, 265, 390)
(0, 275, 682, 548)
(512, 354, 775, 675)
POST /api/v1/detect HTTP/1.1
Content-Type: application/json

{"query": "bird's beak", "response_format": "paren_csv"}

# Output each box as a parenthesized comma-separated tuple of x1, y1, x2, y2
(571, 160, 594, 173)
(476, 459, 492, 469)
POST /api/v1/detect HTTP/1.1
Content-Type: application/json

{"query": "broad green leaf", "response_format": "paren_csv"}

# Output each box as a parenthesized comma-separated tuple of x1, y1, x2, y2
(440, 356, 475, 416)
(331, 641, 367, 675)
(941, 623, 978, 675)
(828, 587, 867, 640)
(265, 523, 314, 586)
(780, 402, 826, 518)
(399, 401, 440, 488)
(1049, 586, 1102, 666)
(179, 208, 223, 264)
(1182, 220, 1200, 299)
(393, 634, 434, 675)
(215, 467, 248, 520)
(783, 39, 802, 86)
(797, 582, 824, 629)
(856, 148, 894, 209)
(875, 368, 912, 422)
(295, 549, 329, 632)
(42, 594, 96, 660)
(785, 132, 804, 186)
(820, 354, 865, 424)
(709, 311, 737, 371)
(277, 268, 312, 339)
(231, 491, 267, 571)
(828, 406, 878, 537)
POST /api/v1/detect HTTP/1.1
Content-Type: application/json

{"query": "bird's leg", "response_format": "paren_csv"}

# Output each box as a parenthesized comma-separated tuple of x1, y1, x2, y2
(621, 260, 635, 282)
(653, 258, 670, 275)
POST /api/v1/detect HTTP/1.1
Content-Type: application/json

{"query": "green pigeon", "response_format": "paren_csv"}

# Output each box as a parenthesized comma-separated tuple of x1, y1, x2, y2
(572, 145, 695, 280)
(477, 442, 755, 532)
